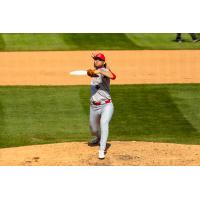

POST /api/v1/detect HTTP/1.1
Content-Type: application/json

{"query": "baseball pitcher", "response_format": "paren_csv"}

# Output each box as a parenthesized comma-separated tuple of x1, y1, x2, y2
(87, 53, 116, 159)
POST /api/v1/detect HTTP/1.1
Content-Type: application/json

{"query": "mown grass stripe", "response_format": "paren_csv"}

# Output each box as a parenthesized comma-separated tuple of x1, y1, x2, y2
(0, 33, 200, 51)
(0, 84, 200, 148)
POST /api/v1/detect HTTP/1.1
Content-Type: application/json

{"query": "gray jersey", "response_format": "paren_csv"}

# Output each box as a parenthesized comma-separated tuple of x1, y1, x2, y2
(90, 68, 111, 103)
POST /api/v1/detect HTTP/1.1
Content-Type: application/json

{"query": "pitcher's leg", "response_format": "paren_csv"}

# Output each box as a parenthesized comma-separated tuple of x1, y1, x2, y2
(89, 106, 101, 138)
(100, 103, 114, 151)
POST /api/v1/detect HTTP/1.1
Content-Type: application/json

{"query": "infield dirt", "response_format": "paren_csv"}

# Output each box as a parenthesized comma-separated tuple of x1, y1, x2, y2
(0, 50, 200, 166)
(0, 50, 200, 85)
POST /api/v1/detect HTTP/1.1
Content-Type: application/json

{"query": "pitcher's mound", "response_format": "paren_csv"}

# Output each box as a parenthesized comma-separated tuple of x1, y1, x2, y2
(1, 141, 200, 166)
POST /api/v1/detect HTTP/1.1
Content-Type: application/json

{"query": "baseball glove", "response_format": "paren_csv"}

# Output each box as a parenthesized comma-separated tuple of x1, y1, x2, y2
(87, 69, 95, 77)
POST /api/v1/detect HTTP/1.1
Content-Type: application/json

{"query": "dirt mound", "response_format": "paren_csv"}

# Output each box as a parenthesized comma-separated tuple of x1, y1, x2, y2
(1, 141, 200, 166)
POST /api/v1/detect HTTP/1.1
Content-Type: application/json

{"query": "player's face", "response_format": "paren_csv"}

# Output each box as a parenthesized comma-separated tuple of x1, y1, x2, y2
(94, 58, 105, 68)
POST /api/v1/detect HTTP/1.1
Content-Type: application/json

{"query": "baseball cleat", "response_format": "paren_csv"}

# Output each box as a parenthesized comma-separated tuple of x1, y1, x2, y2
(98, 150, 105, 159)
(88, 136, 100, 146)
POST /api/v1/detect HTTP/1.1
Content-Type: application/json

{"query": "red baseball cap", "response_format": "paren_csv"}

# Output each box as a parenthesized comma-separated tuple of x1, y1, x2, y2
(94, 53, 105, 61)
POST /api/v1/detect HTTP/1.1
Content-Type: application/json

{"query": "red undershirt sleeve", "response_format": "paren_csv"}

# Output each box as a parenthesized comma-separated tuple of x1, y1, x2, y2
(109, 69, 116, 80)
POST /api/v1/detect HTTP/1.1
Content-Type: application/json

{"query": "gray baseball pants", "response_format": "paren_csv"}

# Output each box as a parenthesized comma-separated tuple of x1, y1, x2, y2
(89, 102, 114, 151)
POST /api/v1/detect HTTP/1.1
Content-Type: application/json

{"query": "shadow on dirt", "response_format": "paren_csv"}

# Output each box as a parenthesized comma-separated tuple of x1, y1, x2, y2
(87, 142, 111, 153)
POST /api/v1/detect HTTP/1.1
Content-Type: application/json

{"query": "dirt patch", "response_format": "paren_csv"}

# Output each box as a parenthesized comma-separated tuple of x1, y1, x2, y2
(0, 141, 200, 166)
(0, 50, 200, 85)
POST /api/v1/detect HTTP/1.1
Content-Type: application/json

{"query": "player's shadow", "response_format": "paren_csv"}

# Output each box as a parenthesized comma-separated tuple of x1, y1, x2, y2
(87, 142, 111, 153)
(105, 143, 111, 154)
(172, 39, 190, 43)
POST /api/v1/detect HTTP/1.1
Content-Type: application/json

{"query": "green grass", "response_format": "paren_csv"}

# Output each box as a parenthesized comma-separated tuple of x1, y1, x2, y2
(126, 33, 200, 50)
(0, 33, 200, 51)
(1, 84, 200, 148)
